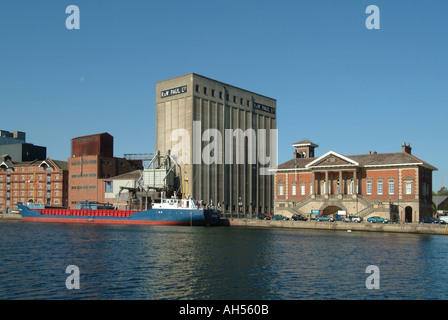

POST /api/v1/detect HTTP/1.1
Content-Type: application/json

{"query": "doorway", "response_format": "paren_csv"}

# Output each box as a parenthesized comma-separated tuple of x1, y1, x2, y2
(405, 206, 413, 222)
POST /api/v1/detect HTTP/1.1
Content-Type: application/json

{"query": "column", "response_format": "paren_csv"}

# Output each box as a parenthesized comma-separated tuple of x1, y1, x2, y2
(339, 170, 342, 195)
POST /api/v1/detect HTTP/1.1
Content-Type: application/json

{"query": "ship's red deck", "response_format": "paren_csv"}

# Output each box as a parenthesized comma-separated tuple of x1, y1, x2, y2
(37, 208, 138, 218)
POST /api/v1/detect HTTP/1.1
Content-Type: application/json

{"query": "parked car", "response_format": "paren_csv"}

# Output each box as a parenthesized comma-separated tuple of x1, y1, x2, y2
(315, 215, 334, 222)
(343, 216, 362, 223)
(420, 217, 445, 224)
(256, 213, 271, 220)
(367, 216, 389, 223)
(292, 214, 307, 221)
(273, 214, 289, 220)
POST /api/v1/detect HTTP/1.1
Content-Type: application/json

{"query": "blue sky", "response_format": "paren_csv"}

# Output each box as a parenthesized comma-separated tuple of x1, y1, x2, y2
(1, 1, 447, 191)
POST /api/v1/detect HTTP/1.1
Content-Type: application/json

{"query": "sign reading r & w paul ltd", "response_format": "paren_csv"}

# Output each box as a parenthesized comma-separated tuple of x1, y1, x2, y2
(161, 85, 187, 98)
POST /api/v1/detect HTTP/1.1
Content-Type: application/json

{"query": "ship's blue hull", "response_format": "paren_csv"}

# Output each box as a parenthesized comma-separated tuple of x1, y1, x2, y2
(17, 204, 221, 226)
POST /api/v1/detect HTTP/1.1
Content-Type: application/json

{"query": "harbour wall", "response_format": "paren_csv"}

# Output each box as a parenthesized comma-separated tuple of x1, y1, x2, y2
(226, 218, 448, 235)
(3, 213, 447, 235)
(0, 214, 22, 221)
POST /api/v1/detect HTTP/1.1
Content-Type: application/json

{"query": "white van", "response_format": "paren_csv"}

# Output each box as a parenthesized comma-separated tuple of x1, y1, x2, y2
(439, 216, 448, 224)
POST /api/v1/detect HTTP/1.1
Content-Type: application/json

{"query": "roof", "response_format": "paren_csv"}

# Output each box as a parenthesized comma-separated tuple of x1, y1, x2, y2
(40, 159, 68, 171)
(157, 73, 277, 102)
(72, 132, 112, 140)
(277, 151, 438, 171)
(0, 158, 68, 171)
(292, 139, 319, 147)
(433, 195, 448, 207)
(112, 170, 142, 180)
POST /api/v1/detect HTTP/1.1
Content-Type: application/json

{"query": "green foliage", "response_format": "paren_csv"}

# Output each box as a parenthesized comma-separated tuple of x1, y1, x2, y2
(435, 186, 448, 196)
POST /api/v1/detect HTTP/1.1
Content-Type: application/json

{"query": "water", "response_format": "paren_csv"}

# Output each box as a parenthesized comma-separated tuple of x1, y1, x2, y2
(1, 220, 448, 300)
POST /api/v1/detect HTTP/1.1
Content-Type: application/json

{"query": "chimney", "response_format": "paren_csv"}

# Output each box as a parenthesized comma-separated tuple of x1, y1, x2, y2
(402, 142, 412, 154)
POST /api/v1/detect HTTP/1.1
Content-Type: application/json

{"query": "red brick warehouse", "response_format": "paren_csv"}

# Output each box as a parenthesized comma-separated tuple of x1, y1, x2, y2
(68, 133, 142, 209)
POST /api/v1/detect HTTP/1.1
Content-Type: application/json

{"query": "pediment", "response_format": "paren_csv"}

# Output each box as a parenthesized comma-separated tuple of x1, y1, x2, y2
(0, 160, 14, 170)
(39, 159, 54, 169)
(305, 151, 359, 168)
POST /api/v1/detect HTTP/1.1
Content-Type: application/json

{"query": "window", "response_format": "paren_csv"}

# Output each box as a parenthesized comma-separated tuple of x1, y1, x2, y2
(388, 180, 394, 195)
(377, 180, 383, 195)
(405, 182, 412, 195)
(203, 87, 207, 95)
(291, 184, 296, 196)
(366, 180, 372, 195)
(211, 89, 215, 97)
(278, 185, 284, 196)
(404, 176, 413, 195)
(300, 184, 306, 196)
(195, 84, 199, 92)
(105, 181, 113, 193)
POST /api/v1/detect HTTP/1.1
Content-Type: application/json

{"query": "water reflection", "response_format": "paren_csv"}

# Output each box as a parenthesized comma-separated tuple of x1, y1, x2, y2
(1, 221, 448, 299)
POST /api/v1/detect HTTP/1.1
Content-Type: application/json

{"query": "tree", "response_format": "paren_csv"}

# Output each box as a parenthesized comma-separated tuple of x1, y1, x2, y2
(432, 202, 437, 215)
(435, 186, 448, 196)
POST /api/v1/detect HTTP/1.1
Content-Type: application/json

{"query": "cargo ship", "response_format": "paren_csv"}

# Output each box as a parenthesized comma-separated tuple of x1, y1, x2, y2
(17, 196, 222, 226)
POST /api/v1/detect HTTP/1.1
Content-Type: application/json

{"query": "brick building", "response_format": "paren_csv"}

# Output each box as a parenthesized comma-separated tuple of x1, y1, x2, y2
(274, 140, 437, 223)
(68, 133, 142, 208)
(0, 155, 68, 213)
